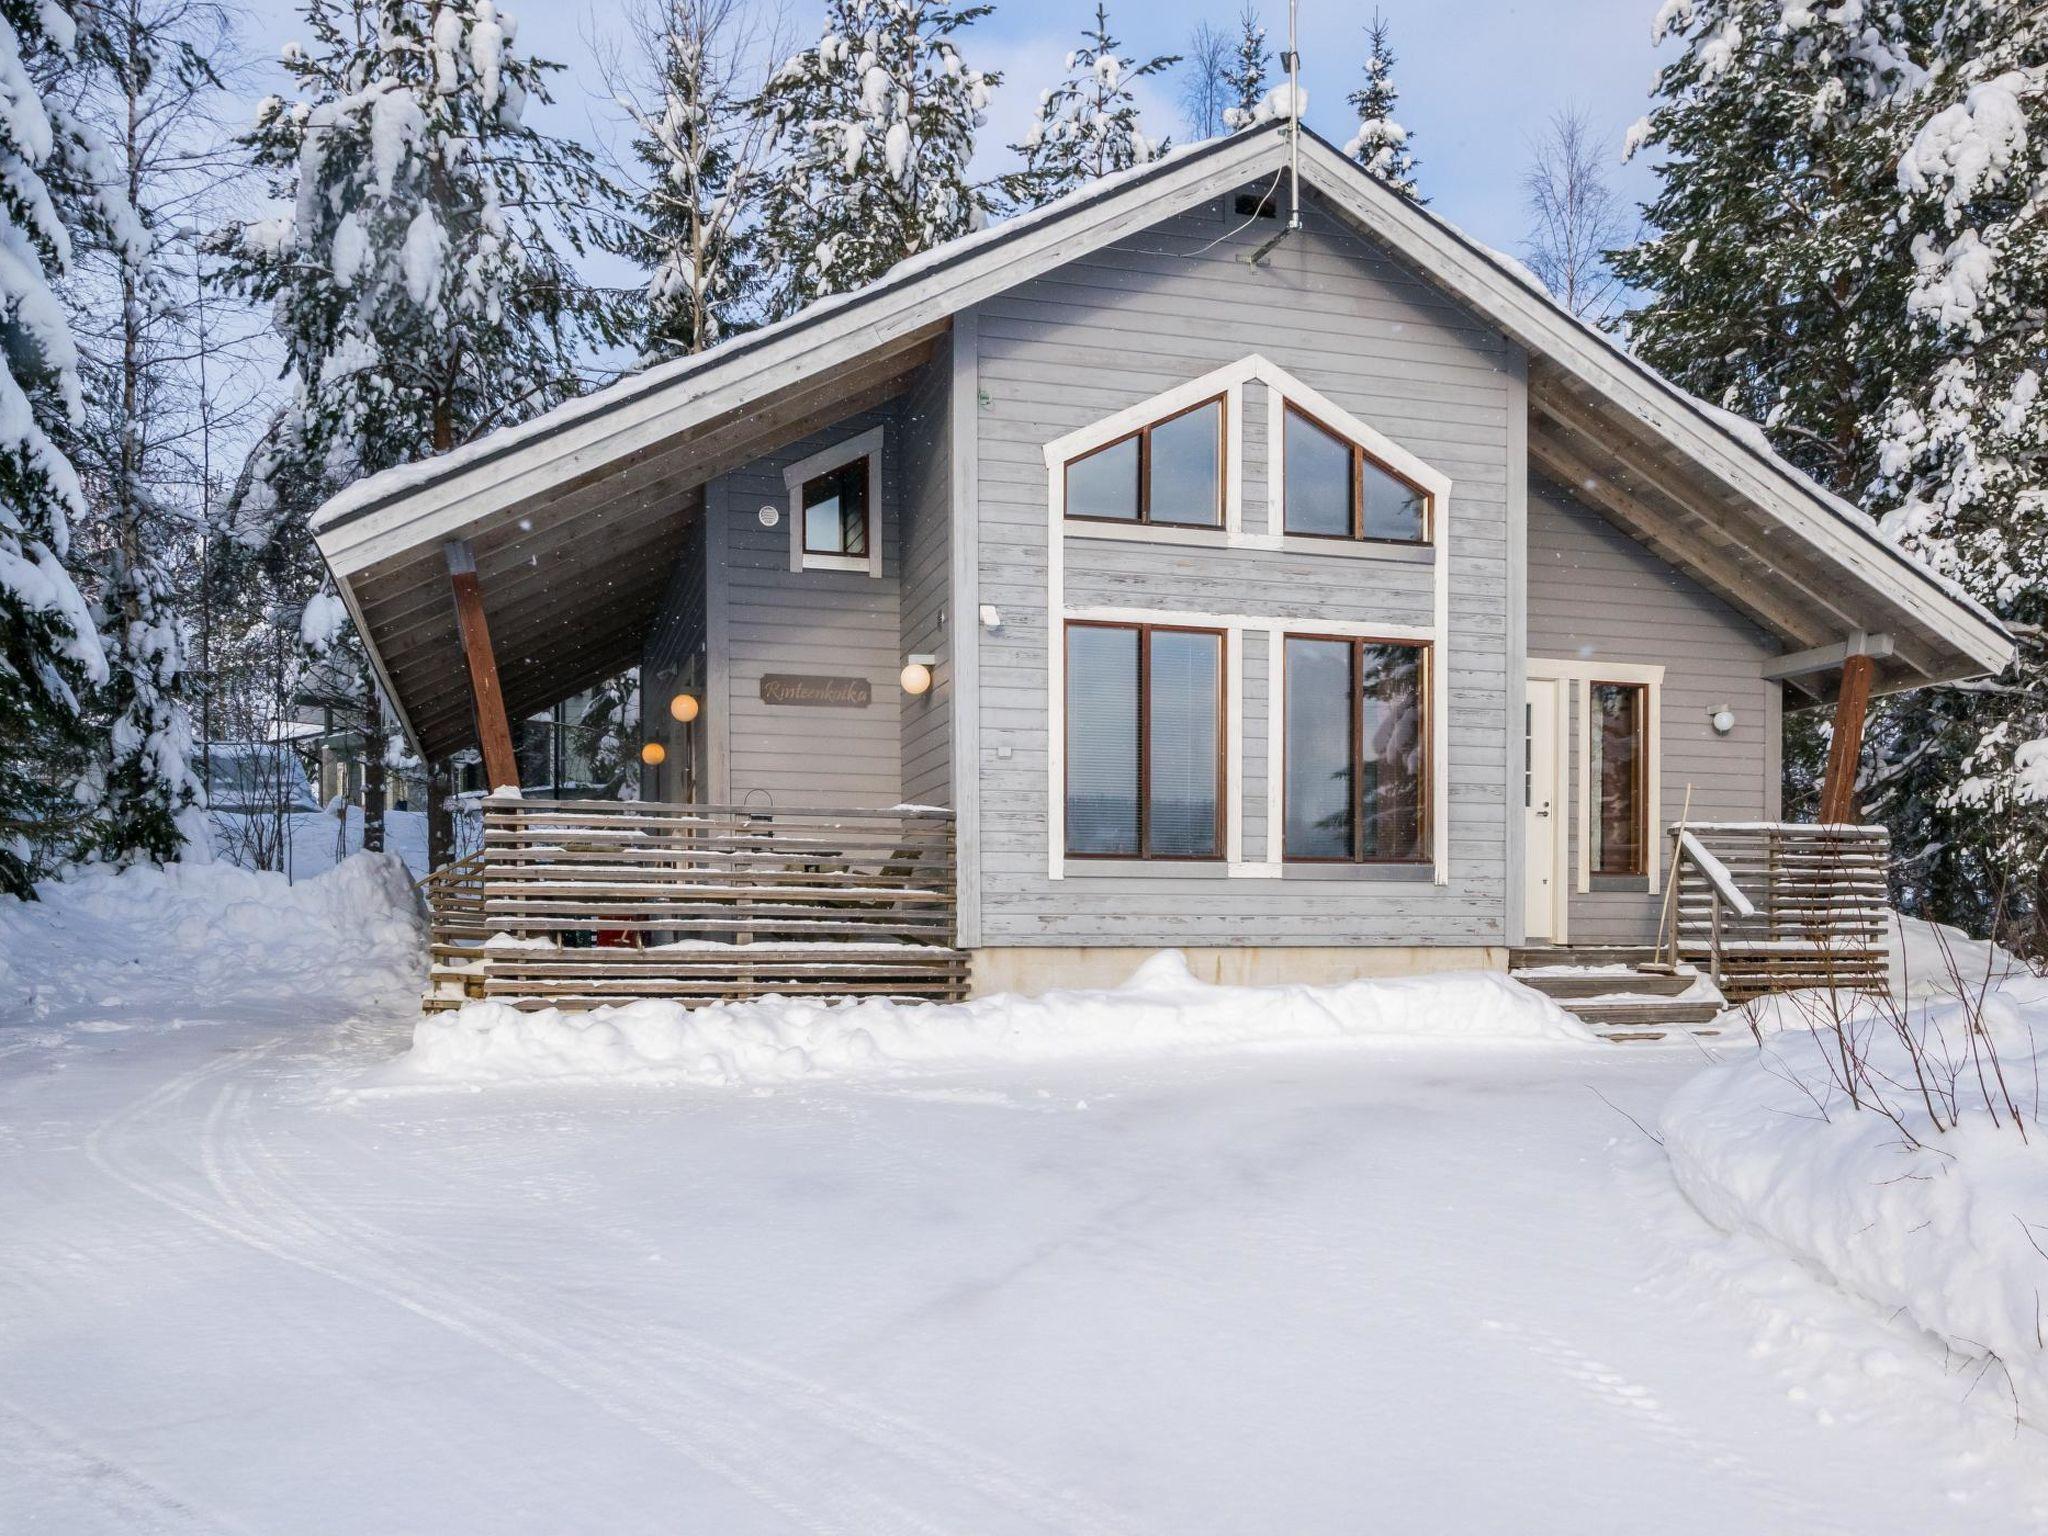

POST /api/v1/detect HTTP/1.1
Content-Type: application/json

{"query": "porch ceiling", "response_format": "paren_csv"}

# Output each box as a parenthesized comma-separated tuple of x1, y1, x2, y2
(1527, 360, 1969, 702)
(339, 327, 943, 760)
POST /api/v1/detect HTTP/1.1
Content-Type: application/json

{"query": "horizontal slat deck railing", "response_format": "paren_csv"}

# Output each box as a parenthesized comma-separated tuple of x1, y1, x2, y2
(1669, 823, 1891, 1002)
(420, 850, 490, 1009)
(469, 798, 963, 1010)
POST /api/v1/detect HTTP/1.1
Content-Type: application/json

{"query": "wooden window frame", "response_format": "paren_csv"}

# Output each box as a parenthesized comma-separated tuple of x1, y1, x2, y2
(1589, 680, 1650, 879)
(1280, 632, 1434, 867)
(1063, 619, 1228, 862)
(799, 458, 871, 560)
(1280, 401, 1432, 548)
(1062, 395, 1227, 530)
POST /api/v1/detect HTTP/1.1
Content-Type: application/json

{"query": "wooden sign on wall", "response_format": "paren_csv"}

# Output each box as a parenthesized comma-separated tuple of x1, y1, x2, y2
(758, 674, 872, 708)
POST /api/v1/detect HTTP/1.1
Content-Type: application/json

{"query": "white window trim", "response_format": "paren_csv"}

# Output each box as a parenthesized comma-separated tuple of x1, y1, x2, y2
(1045, 357, 1453, 886)
(1527, 657, 1665, 895)
(785, 424, 884, 577)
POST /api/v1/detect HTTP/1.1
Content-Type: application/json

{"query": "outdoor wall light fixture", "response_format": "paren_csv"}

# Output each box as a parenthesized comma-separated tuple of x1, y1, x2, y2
(640, 741, 667, 766)
(1710, 706, 1736, 735)
(669, 692, 700, 723)
(900, 654, 937, 696)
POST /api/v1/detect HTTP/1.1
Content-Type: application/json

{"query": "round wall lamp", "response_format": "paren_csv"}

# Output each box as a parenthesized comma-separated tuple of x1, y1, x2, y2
(1710, 706, 1736, 735)
(669, 692, 700, 723)
(640, 740, 668, 766)
(900, 653, 937, 696)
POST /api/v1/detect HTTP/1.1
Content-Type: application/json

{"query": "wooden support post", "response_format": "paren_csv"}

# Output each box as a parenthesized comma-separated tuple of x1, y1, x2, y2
(1818, 651, 1876, 825)
(445, 540, 520, 793)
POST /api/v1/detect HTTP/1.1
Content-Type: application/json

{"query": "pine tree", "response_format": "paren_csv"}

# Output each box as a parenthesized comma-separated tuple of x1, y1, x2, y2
(212, 0, 623, 849)
(1610, 0, 1920, 497)
(1862, 6, 2048, 946)
(609, 0, 773, 361)
(754, 0, 996, 319)
(1344, 11, 1422, 202)
(0, 1, 141, 896)
(1003, 3, 1178, 210)
(1220, 4, 1267, 130)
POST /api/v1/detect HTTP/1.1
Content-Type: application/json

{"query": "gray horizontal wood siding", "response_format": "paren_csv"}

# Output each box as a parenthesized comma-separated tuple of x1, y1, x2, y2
(972, 188, 1517, 947)
(899, 342, 953, 809)
(1526, 476, 1781, 945)
(709, 401, 907, 811)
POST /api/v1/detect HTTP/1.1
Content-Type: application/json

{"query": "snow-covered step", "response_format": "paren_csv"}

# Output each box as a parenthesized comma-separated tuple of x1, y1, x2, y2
(1510, 960, 1730, 1044)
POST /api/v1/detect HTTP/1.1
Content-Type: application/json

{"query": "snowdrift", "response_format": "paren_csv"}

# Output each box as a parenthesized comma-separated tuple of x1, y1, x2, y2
(377, 952, 1592, 1089)
(0, 853, 425, 1022)
(1663, 980, 2048, 1421)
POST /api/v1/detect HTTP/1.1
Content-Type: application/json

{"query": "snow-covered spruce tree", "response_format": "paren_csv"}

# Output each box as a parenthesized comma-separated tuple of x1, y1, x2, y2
(1609, 0, 1923, 499)
(65, 0, 230, 869)
(1220, 4, 1267, 130)
(211, 0, 623, 848)
(1003, 3, 1177, 211)
(753, 0, 996, 319)
(1862, 9, 2048, 945)
(0, 1, 147, 896)
(1344, 10, 1421, 201)
(606, 0, 774, 361)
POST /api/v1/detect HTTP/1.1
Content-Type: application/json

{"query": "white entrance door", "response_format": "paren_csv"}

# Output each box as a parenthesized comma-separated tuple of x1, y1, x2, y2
(1523, 676, 1565, 942)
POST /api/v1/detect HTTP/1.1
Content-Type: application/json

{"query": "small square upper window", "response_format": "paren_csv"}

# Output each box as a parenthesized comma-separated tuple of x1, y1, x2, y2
(802, 459, 870, 559)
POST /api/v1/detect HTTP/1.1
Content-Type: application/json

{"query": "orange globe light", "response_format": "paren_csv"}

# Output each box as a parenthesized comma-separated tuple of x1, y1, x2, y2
(640, 741, 667, 766)
(899, 661, 933, 696)
(669, 692, 699, 723)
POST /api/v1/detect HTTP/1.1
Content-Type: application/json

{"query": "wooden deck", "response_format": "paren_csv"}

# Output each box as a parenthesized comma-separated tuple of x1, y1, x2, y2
(425, 799, 964, 1012)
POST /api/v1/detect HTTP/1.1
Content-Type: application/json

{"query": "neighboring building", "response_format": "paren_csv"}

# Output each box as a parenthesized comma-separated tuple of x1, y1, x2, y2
(309, 123, 2009, 1003)
(192, 741, 322, 815)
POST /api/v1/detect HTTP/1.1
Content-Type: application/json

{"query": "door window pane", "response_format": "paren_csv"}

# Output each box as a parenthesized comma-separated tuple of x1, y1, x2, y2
(1148, 401, 1222, 527)
(1147, 630, 1220, 855)
(1359, 642, 1427, 860)
(1066, 627, 1140, 854)
(1284, 409, 1352, 536)
(1591, 683, 1646, 875)
(1362, 457, 1427, 542)
(802, 460, 869, 556)
(1285, 638, 1353, 858)
(1066, 436, 1139, 520)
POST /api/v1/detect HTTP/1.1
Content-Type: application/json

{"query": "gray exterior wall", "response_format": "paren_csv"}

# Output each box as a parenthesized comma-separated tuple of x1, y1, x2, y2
(1526, 476, 1782, 945)
(898, 339, 954, 809)
(969, 189, 1517, 947)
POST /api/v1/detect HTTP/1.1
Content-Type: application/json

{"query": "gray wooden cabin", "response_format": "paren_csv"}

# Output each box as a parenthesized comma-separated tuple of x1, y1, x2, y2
(313, 124, 2009, 1019)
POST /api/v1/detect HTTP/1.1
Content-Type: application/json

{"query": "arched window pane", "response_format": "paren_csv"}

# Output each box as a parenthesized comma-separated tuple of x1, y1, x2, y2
(1066, 436, 1139, 520)
(1148, 402, 1221, 526)
(1284, 409, 1352, 536)
(1362, 458, 1426, 542)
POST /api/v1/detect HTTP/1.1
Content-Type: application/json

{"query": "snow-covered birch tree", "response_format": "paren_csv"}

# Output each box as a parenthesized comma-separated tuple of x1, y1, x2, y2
(1344, 11, 1421, 201)
(211, 0, 624, 849)
(0, 1, 147, 896)
(64, 0, 236, 869)
(1003, 3, 1177, 210)
(753, 0, 996, 319)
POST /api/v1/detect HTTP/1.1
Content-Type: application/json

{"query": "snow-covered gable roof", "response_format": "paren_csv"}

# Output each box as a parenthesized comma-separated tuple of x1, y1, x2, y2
(316, 120, 2010, 759)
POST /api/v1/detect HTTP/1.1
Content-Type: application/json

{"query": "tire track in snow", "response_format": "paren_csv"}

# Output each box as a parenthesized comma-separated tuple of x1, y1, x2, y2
(0, 1395, 262, 1535)
(224, 1070, 1140, 1536)
(87, 1043, 895, 1536)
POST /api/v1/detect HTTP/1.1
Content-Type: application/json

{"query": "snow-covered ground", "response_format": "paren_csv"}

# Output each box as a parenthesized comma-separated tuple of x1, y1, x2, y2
(3, 866, 2047, 1532)
(208, 804, 431, 881)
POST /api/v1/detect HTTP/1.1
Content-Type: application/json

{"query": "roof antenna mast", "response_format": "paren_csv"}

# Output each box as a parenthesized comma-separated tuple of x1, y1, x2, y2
(1247, 0, 1303, 266)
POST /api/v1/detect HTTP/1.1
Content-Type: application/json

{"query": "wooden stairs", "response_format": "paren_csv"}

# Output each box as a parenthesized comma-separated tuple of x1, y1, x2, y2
(1509, 946, 1733, 1045)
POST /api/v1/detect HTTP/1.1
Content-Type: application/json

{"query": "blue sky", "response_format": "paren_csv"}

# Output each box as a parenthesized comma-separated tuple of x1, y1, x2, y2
(236, 0, 1670, 271)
